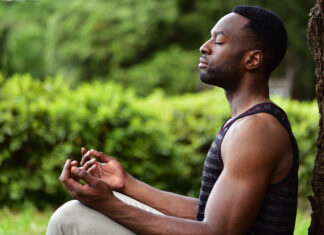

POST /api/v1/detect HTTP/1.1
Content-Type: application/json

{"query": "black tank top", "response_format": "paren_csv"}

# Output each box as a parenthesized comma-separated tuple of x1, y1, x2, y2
(196, 102, 299, 234)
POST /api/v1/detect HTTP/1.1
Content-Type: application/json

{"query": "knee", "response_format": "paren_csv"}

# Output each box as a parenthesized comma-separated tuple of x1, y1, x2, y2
(47, 200, 136, 235)
(46, 200, 83, 235)
(50, 200, 83, 224)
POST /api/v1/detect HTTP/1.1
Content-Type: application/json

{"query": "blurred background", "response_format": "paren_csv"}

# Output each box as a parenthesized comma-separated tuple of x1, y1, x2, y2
(0, 0, 318, 234)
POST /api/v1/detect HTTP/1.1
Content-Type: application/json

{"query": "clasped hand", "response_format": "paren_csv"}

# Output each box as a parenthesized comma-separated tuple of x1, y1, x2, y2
(60, 148, 126, 208)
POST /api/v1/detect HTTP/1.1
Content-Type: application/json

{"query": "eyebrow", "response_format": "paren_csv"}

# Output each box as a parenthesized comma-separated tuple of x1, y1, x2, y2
(210, 31, 225, 38)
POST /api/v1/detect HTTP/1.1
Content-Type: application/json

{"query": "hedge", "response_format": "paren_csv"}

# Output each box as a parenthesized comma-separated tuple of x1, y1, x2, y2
(0, 74, 318, 208)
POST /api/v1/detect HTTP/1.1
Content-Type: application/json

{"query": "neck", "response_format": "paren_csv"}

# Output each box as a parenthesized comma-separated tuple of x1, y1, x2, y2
(225, 75, 270, 118)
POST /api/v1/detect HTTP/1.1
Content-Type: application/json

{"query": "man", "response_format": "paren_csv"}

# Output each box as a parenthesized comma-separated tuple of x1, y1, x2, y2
(47, 5, 298, 235)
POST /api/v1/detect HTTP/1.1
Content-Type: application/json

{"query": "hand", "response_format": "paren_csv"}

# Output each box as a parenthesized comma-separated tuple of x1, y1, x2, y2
(59, 159, 114, 207)
(80, 148, 127, 192)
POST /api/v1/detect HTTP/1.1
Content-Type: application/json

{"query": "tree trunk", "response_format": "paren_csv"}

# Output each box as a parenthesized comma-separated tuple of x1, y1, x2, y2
(307, 0, 324, 234)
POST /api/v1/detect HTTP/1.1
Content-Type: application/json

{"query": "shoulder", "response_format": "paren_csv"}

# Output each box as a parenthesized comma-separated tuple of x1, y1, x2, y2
(229, 112, 287, 141)
(224, 112, 288, 150)
(221, 113, 290, 176)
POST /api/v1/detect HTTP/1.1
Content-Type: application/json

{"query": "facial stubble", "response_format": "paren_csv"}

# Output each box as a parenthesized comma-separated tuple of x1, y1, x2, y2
(200, 60, 242, 90)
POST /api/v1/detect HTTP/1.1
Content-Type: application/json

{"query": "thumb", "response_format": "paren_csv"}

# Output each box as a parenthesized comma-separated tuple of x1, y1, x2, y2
(71, 166, 98, 187)
(81, 147, 87, 155)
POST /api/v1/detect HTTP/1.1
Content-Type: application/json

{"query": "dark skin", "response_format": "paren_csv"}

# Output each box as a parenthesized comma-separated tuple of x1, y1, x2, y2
(60, 13, 293, 235)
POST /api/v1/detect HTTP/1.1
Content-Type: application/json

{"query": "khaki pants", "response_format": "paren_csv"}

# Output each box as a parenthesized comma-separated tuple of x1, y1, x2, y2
(46, 192, 164, 235)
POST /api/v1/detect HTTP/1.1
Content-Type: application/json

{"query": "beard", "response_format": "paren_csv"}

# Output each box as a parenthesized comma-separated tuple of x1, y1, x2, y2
(200, 59, 242, 90)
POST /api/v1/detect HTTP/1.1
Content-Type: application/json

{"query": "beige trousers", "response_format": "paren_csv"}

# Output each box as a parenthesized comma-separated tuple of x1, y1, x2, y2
(46, 192, 164, 235)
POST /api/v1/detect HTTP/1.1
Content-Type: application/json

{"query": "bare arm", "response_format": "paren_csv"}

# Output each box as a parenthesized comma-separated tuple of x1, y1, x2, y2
(62, 115, 286, 234)
(79, 148, 198, 219)
(123, 173, 198, 219)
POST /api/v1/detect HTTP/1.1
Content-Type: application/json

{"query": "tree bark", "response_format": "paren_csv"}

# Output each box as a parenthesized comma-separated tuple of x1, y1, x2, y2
(307, 0, 324, 234)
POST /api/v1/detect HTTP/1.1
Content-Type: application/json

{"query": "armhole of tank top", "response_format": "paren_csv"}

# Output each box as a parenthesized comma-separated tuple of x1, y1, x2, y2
(216, 102, 274, 168)
(257, 109, 299, 191)
(267, 126, 299, 191)
(215, 105, 268, 169)
(216, 117, 239, 169)
(217, 140, 224, 168)
(217, 105, 298, 191)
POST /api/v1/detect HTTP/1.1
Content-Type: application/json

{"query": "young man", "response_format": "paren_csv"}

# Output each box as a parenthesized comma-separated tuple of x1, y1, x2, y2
(47, 5, 298, 235)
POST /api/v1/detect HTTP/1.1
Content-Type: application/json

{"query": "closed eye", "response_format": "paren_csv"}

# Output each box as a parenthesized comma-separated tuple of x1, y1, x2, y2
(215, 42, 224, 45)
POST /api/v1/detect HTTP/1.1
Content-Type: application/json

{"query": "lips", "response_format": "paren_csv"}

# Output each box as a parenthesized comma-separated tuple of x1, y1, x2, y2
(199, 57, 208, 69)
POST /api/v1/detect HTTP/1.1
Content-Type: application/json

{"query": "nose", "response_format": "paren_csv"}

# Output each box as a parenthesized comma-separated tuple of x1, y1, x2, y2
(199, 40, 212, 55)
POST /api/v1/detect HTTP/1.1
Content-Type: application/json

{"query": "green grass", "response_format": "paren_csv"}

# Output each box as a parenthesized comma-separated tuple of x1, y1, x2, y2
(0, 207, 53, 235)
(0, 207, 311, 235)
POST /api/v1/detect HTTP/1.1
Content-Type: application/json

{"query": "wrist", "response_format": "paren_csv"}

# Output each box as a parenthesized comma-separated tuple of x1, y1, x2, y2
(122, 173, 135, 195)
(94, 192, 121, 215)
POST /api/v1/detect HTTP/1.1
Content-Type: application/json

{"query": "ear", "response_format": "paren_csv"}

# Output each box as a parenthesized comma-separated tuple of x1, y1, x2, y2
(244, 50, 263, 71)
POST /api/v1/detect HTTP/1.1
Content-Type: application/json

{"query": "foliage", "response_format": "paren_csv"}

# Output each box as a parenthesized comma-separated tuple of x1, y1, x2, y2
(0, 0, 316, 98)
(111, 46, 199, 96)
(0, 75, 318, 207)
(294, 209, 312, 235)
(272, 97, 319, 199)
(0, 74, 175, 207)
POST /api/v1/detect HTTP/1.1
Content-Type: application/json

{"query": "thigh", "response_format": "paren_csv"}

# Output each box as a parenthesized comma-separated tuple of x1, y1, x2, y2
(47, 192, 164, 235)
(47, 200, 136, 235)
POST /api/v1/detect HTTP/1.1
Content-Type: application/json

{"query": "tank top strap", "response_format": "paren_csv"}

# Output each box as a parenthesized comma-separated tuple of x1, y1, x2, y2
(217, 102, 299, 177)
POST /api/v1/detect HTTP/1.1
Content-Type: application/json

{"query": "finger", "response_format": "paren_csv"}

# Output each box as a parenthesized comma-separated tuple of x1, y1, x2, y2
(81, 158, 96, 171)
(67, 178, 90, 197)
(80, 150, 92, 166)
(60, 160, 81, 191)
(87, 149, 114, 163)
(70, 161, 80, 181)
(87, 163, 97, 175)
(71, 166, 100, 187)
(59, 159, 71, 183)
(81, 147, 87, 155)
(73, 176, 81, 183)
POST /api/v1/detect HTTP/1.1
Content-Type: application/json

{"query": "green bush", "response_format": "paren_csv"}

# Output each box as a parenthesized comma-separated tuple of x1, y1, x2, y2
(111, 46, 199, 96)
(0, 75, 318, 207)
(273, 98, 319, 199)
(0, 74, 176, 207)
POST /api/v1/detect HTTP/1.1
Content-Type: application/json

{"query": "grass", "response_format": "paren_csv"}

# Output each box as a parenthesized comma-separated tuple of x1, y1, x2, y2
(0, 206, 311, 235)
(0, 207, 53, 235)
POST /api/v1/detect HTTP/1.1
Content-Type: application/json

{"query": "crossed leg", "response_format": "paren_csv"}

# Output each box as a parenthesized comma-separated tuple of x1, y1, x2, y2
(46, 192, 164, 235)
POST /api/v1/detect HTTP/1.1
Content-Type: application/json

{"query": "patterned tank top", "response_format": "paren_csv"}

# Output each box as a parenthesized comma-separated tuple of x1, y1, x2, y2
(196, 102, 299, 234)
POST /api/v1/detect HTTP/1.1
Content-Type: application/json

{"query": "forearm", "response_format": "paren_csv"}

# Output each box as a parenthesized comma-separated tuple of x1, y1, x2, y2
(122, 174, 198, 219)
(98, 197, 212, 235)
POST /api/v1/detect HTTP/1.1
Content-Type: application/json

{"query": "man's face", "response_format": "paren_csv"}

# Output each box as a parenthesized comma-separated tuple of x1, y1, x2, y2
(199, 13, 250, 90)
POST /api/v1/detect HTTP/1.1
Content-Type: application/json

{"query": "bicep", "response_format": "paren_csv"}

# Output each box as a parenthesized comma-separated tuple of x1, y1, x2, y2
(204, 167, 270, 235)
